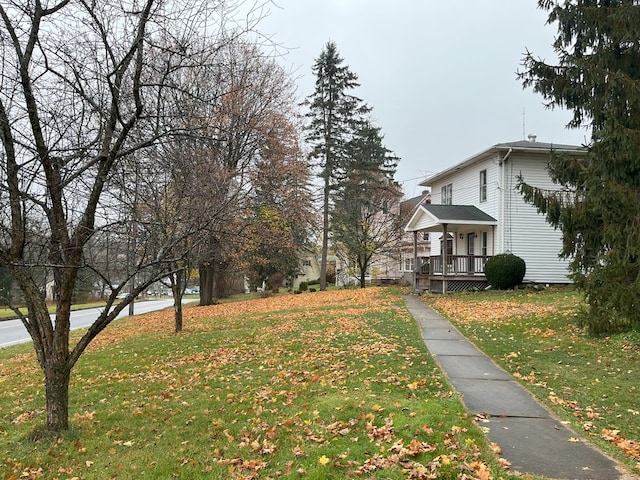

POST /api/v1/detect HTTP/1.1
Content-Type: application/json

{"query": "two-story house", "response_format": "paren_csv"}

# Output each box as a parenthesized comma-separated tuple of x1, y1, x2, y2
(405, 136, 586, 293)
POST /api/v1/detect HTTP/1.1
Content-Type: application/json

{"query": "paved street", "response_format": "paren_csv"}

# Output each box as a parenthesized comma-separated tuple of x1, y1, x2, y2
(0, 299, 178, 348)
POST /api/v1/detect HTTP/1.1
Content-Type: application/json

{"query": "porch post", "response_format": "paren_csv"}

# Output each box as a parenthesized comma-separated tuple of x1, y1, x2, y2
(442, 223, 448, 294)
(412, 230, 418, 290)
(491, 225, 496, 255)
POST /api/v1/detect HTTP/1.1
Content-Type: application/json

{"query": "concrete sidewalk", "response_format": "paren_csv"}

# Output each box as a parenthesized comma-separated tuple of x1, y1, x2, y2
(403, 295, 632, 480)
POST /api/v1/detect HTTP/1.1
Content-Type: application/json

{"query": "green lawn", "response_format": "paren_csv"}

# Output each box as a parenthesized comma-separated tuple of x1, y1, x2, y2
(428, 287, 640, 474)
(0, 288, 521, 480)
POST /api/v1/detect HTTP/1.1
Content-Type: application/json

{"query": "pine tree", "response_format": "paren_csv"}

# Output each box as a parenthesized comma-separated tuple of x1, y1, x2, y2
(518, 0, 640, 332)
(304, 41, 370, 290)
(332, 122, 402, 288)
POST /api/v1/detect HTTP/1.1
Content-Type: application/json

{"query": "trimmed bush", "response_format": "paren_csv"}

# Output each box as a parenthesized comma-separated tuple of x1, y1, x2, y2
(298, 281, 308, 292)
(484, 253, 526, 290)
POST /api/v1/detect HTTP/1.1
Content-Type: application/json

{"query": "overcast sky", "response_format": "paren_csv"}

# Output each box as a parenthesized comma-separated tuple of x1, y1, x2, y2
(255, 1, 591, 197)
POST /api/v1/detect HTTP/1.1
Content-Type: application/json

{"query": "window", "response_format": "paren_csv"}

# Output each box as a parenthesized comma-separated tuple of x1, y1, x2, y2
(446, 236, 453, 256)
(479, 170, 487, 202)
(302, 260, 311, 267)
(403, 256, 414, 272)
(441, 183, 452, 205)
(481, 231, 488, 256)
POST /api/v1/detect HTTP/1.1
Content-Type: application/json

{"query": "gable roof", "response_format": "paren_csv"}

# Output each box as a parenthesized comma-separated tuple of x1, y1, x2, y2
(400, 191, 430, 217)
(405, 204, 497, 232)
(419, 139, 586, 187)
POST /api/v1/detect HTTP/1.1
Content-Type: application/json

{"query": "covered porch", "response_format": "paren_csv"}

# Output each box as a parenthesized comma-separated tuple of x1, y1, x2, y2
(405, 204, 498, 293)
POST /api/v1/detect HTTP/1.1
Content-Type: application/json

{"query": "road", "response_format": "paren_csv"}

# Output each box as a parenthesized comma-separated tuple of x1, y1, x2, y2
(0, 299, 178, 348)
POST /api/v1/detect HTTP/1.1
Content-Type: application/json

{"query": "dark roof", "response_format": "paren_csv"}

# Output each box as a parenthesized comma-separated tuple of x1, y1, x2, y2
(401, 192, 430, 209)
(423, 205, 497, 223)
(402, 195, 425, 209)
(400, 192, 430, 217)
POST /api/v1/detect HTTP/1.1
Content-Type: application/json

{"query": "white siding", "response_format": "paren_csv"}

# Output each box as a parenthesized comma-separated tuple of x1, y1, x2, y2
(429, 155, 500, 258)
(426, 149, 571, 284)
(504, 153, 570, 283)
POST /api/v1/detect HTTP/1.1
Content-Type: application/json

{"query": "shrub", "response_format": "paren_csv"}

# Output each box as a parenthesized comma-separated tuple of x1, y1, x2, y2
(298, 281, 308, 292)
(484, 253, 526, 290)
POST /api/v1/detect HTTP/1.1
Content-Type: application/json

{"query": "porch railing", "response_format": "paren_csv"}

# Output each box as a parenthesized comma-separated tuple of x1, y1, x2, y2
(419, 255, 491, 276)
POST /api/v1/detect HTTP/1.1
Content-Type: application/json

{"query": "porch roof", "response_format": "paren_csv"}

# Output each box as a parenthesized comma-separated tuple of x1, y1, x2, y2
(404, 204, 497, 233)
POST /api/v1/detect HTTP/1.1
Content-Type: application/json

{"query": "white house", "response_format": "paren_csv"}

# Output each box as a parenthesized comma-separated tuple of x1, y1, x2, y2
(404, 136, 586, 292)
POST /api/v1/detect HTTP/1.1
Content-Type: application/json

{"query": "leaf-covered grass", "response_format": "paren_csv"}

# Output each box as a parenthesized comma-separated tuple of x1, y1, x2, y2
(0, 288, 520, 479)
(428, 287, 640, 473)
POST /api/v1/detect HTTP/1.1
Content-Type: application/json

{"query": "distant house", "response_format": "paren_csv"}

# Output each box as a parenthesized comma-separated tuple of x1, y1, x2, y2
(293, 249, 322, 289)
(397, 191, 431, 285)
(333, 190, 429, 287)
(404, 136, 586, 292)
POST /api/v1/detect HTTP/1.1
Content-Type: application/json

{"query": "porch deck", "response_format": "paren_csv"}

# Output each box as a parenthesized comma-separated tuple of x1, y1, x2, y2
(415, 255, 491, 293)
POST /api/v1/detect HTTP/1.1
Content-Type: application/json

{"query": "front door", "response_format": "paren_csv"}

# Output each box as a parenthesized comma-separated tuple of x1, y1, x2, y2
(467, 233, 475, 273)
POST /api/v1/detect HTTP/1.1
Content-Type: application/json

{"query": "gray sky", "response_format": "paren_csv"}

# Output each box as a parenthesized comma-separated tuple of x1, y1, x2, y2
(256, 1, 590, 197)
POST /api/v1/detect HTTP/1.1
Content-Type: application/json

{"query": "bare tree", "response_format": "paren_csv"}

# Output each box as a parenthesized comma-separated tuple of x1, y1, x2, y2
(0, 0, 259, 432)
(165, 40, 306, 305)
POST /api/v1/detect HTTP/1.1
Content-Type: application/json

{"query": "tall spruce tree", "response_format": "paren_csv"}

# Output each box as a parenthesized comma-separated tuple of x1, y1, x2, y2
(332, 122, 402, 288)
(304, 41, 369, 290)
(518, 1, 640, 332)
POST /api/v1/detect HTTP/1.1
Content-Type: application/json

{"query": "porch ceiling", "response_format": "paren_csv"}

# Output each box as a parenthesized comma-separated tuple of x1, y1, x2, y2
(405, 204, 497, 233)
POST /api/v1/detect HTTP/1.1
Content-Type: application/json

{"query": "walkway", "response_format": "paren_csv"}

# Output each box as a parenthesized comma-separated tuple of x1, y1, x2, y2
(403, 295, 632, 480)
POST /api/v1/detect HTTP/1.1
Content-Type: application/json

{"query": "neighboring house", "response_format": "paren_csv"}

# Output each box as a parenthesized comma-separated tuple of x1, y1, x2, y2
(293, 249, 322, 289)
(334, 190, 426, 287)
(398, 191, 431, 285)
(404, 136, 586, 293)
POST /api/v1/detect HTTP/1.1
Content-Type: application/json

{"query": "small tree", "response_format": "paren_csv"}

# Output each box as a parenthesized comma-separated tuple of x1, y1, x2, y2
(0, 0, 254, 433)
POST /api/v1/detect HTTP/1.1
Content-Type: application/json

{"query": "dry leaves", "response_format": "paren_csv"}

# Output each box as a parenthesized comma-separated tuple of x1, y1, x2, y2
(2, 288, 506, 479)
(429, 297, 561, 324)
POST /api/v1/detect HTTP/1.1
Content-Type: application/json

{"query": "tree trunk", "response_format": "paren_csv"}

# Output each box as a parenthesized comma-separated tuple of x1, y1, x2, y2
(320, 176, 330, 291)
(174, 298, 183, 333)
(214, 262, 230, 298)
(128, 272, 135, 316)
(171, 272, 184, 333)
(199, 264, 215, 306)
(44, 359, 71, 432)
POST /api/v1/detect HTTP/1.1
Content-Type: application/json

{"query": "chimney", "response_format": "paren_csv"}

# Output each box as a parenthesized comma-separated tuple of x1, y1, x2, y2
(527, 134, 537, 143)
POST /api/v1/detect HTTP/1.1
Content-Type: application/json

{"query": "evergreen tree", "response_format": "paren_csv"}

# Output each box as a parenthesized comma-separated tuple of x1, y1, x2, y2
(304, 41, 370, 290)
(518, 0, 640, 332)
(332, 122, 402, 288)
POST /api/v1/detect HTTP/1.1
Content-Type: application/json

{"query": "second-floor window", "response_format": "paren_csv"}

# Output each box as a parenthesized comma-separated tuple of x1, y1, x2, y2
(479, 170, 487, 202)
(441, 183, 452, 205)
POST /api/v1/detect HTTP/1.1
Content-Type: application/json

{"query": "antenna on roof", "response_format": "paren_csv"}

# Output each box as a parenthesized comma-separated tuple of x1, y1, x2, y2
(522, 108, 526, 140)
